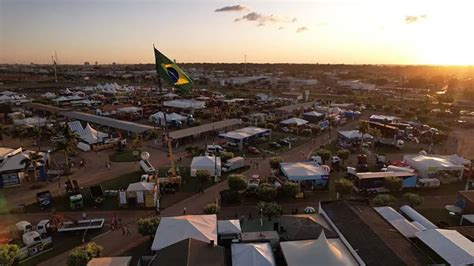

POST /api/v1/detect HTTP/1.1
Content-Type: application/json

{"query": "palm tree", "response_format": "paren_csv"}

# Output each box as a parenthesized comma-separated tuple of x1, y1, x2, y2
(20, 151, 45, 182)
(55, 126, 78, 173)
(357, 120, 369, 149)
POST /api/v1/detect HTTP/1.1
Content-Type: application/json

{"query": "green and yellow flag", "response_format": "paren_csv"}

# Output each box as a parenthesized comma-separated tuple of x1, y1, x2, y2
(154, 47, 193, 91)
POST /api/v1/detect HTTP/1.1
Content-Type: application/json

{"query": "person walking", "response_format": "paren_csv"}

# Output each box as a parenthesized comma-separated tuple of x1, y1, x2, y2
(82, 212, 87, 220)
(126, 226, 131, 236)
(183, 207, 187, 215)
(122, 226, 126, 235)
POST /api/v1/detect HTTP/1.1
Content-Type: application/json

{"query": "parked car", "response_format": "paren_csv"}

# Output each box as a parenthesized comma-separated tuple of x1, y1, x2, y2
(281, 127, 290, 132)
(248, 146, 261, 155)
(270, 142, 282, 149)
(278, 139, 291, 146)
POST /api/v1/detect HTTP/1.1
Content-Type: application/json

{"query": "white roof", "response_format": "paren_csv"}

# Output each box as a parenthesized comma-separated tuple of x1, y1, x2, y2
(231, 243, 276, 266)
(219, 126, 270, 140)
(280, 232, 358, 266)
(151, 215, 217, 251)
(0, 151, 47, 172)
(164, 99, 206, 109)
(280, 162, 329, 181)
(404, 154, 464, 170)
(338, 130, 373, 140)
(303, 111, 324, 117)
(126, 182, 155, 192)
(117, 106, 143, 113)
(13, 117, 48, 126)
(280, 118, 308, 126)
(191, 156, 221, 168)
(217, 220, 241, 235)
(369, 114, 399, 121)
(415, 229, 474, 265)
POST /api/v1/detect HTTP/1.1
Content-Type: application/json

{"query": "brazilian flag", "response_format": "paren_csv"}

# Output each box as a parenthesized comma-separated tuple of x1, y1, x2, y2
(154, 47, 193, 92)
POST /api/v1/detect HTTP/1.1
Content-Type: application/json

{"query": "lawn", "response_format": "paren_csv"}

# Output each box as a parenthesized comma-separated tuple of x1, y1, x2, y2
(109, 150, 141, 162)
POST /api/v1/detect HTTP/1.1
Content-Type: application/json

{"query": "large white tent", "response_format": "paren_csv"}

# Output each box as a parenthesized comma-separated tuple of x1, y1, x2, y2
(280, 162, 330, 182)
(68, 121, 108, 144)
(280, 232, 358, 266)
(151, 215, 217, 251)
(217, 220, 241, 235)
(148, 112, 187, 125)
(338, 130, 374, 141)
(190, 156, 221, 177)
(280, 117, 309, 126)
(404, 154, 465, 179)
(231, 243, 276, 266)
(415, 229, 474, 265)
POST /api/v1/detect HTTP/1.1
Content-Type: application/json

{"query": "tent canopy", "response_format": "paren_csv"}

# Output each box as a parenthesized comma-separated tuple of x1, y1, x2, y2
(151, 215, 217, 251)
(280, 118, 309, 126)
(280, 232, 358, 266)
(280, 162, 329, 181)
(338, 130, 374, 140)
(231, 243, 276, 266)
(126, 182, 155, 192)
(217, 220, 241, 235)
(190, 156, 221, 177)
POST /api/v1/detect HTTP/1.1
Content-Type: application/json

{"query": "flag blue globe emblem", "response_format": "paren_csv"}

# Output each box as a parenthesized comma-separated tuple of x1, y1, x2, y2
(166, 66, 179, 83)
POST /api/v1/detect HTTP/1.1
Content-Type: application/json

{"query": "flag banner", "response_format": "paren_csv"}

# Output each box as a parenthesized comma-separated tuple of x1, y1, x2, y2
(154, 47, 193, 91)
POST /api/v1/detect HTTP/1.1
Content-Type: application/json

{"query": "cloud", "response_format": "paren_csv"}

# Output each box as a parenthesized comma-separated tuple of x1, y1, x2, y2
(215, 5, 249, 12)
(296, 26, 309, 33)
(405, 14, 427, 24)
(235, 12, 297, 25)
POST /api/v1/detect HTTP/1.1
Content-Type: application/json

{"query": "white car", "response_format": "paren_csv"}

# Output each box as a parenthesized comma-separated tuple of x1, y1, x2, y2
(207, 144, 225, 154)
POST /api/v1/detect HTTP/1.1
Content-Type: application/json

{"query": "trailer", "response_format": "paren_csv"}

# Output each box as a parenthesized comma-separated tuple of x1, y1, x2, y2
(353, 171, 418, 194)
(57, 218, 105, 232)
(140, 159, 156, 174)
(375, 138, 404, 149)
(222, 157, 245, 172)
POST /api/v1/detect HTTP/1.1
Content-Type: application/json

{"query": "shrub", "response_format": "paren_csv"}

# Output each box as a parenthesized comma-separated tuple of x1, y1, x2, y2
(281, 182, 300, 198)
(334, 179, 353, 198)
(67, 242, 103, 266)
(137, 217, 161, 239)
(256, 201, 282, 220)
(220, 189, 241, 204)
(336, 149, 350, 165)
(312, 149, 331, 163)
(196, 169, 212, 186)
(269, 157, 283, 169)
(228, 174, 247, 191)
(0, 244, 20, 266)
(371, 194, 396, 207)
(221, 152, 234, 162)
(384, 176, 403, 192)
(257, 183, 277, 201)
(203, 203, 220, 214)
(403, 193, 424, 207)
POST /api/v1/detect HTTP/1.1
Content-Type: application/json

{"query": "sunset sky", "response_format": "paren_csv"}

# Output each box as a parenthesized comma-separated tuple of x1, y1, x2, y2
(1, 0, 473, 65)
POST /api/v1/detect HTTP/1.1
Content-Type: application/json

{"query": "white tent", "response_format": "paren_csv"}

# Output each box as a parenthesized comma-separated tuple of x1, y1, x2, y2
(338, 130, 374, 141)
(126, 182, 155, 192)
(217, 220, 241, 235)
(280, 117, 309, 126)
(151, 215, 217, 251)
(231, 243, 276, 266)
(404, 154, 465, 179)
(415, 229, 474, 265)
(280, 162, 330, 181)
(190, 156, 221, 177)
(280, 232, 358, 266)
(81, 123, 108, 144)
(148, 112, 187, 125)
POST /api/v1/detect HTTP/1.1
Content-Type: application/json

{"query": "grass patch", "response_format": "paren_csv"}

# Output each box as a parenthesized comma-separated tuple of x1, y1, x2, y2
(109, 150, 140, 162)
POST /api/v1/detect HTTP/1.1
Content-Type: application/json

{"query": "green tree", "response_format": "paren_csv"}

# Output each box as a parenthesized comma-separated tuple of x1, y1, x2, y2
(221, 152, 234, 162)
(256, 201, 282, 220)
(313, 149, 331, 164)
(403, 193, 424, 207)
(269, 157, 283, 169)
(67, 242, 103, 266)
(357, 120, 369, 148)
(257, 183, 277, 201)
(131, 133, 142, 151)
(20, 151, 45, 182)
(196, 169, 212, 187)
(336, 149, 350, 165)
(334, 179, 353, 198)
(227, 174, 247, 191)
(281, 182, 300, 198)
(371, 194, 396, 207)
(137, 217, 161, 240)
(384, 176, 403, 192)
(56, 125, 78, 172)
(0, 244, 20, 266)
(203, 203, 220, 214)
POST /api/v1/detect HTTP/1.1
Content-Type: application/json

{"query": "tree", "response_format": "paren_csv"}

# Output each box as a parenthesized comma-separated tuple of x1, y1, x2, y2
(269, 157, 283, 169)
(203, 203, 220, 214)
(256, 202, 282, 220)
(20, 151, 45, 182)
(56, 125, 78, 172)
(281, 182, 300, 198)
(221, 152, 234, 162)
(313, 149, 331, 164)
(403, 193, 424, 207)
(0, 244, 20, 266)
(336, 149, 350, 165)
(384, 176, 403, 192)
(131, 133, 142, 151)
(67, 242, 103, 266)
(334, 179, 353, 198)
(357, 120, 369, 148)
(228, 174, 247, 191)
(371, 194, 396, 207)
(257, 183, 277, 201)
(196, 169, 211, 187)
(220, 189, 241, 204)
(137, 217, 161, 239)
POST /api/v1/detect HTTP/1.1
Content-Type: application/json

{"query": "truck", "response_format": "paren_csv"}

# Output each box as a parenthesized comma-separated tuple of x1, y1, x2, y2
(375, 138, 404, 150)
(222, 157, 245, 172)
